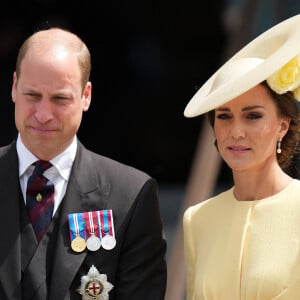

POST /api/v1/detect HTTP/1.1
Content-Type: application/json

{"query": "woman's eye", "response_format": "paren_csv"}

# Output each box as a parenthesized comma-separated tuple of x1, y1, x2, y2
(247, 112, 262, 119)
(216, 113, 230, 120)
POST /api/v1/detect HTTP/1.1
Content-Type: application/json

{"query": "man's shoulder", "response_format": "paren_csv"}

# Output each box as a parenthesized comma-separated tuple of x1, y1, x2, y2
(77, 147, 157, 210)
(80, 145, 152, 187)
(0, 142, 16, 161)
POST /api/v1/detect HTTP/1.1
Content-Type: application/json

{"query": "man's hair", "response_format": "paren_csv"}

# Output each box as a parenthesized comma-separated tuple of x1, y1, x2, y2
(15, 27, 91, 92)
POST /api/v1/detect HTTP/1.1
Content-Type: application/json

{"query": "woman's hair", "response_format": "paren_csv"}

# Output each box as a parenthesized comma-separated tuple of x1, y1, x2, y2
(207, 81, 300, 170)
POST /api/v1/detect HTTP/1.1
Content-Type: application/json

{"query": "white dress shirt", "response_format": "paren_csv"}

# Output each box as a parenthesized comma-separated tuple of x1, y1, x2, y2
(17, 134, 77, 215)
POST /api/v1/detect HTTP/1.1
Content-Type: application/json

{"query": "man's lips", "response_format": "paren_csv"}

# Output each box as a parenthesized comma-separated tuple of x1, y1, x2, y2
(30, 126, 57, 133)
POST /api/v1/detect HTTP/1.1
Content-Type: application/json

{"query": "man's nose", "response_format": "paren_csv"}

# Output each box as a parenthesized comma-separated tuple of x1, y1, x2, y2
(34, 99, 53, 123)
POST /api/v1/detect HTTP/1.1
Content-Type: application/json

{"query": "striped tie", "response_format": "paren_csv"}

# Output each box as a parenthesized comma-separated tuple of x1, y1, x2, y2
(26, 160, 55, 242)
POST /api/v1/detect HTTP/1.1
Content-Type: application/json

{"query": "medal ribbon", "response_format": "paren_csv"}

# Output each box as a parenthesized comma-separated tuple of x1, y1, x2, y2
(107, 209, 115, 237)
(68, 212, 86, 241)
(98, 209, 114, 238)
(84, 211, 100, 239)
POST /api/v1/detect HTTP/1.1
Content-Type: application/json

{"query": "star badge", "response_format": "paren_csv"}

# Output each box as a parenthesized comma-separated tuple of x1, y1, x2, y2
(78, 265, 113, 300)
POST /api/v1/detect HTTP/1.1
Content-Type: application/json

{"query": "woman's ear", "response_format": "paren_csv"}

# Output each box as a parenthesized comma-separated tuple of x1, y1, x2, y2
(279, 117, 290, 138)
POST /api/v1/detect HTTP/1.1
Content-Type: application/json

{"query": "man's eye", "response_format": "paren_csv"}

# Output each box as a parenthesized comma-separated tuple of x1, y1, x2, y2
(24, 93, 40, 100)
(54, 95, 70, 102)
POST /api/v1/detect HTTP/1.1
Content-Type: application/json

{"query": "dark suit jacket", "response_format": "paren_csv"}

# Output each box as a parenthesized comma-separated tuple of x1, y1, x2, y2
(0, 140, 167, 299)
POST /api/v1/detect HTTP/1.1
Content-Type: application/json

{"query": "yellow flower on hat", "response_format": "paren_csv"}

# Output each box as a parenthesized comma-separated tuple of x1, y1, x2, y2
(267, 54, 300, 100)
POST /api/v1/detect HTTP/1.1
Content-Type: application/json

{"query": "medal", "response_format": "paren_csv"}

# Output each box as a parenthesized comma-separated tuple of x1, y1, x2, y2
(68, 209, 116, 253)
(86, 234, 101, 251)
(101, 234, 116, 250)
(84, 211, 101, 251)
(71, 234, 87, 252)
(98, 210, 116, 250)
(77, 265, 113, 300)
(68, 212, 86, 253)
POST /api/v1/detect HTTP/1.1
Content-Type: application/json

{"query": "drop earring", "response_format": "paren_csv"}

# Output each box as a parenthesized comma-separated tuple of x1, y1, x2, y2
(277, 138, 282, 154)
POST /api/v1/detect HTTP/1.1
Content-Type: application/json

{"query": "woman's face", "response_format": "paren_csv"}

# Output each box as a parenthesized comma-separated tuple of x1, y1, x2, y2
(214, 84, 290, 172)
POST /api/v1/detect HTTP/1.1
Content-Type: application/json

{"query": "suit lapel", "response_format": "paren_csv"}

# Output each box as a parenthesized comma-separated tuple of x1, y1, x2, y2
(0, 143, 22, 299)
(21, 204, 59, 299)
(50, 142, 110, 299)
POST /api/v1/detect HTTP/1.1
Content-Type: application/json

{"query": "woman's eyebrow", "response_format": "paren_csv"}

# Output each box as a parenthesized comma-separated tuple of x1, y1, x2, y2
(242, 105, 264, 111)
(216, 105, 264, 112)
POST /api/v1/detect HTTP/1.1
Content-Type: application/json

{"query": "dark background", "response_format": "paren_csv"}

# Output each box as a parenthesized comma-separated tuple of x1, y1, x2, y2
(0, 0, 227, 186)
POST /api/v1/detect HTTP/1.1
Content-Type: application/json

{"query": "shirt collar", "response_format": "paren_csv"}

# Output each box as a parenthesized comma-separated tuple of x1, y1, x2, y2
(16, 134, 77, 181)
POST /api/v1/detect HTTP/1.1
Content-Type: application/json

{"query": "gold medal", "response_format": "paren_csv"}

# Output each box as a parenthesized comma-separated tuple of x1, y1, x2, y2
(69, 213, 87, 253)
(71, 234, 86, 253)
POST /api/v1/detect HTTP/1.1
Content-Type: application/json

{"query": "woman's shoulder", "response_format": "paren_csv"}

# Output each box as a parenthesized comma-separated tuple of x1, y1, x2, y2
(183, 187, 234, 222)
(290, 178, 300, 186)
(285, 178, 300, 194)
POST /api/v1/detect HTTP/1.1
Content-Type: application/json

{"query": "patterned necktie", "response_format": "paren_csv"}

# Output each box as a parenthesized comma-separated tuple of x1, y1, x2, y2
(26, 160, 55, 242)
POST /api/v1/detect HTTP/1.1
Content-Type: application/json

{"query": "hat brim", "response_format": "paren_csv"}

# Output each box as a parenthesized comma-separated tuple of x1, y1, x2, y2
(184, 14, 300, 117)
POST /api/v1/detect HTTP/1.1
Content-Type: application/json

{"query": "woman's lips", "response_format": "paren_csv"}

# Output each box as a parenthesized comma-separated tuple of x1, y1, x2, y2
(228, 146, 251, 152)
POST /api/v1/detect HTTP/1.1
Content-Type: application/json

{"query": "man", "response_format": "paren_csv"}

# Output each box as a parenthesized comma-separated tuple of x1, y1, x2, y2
(0, 27, 167, 299)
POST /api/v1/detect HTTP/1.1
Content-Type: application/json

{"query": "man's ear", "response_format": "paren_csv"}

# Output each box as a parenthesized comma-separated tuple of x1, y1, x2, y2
(11, 72, 18, 103)
(82, 81, 92, 111)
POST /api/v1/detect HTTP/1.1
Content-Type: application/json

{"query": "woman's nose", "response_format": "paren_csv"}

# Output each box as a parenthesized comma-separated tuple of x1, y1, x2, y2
(230, 121, 245, 139)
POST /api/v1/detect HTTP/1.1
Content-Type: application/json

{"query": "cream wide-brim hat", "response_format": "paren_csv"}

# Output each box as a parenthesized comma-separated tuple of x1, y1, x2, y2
(184, 14, 300, 118)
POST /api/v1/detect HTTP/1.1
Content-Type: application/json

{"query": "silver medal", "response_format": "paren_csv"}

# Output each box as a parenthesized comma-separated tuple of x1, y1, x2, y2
(101, 234, 116, 250)
(86, 234, 101, 251)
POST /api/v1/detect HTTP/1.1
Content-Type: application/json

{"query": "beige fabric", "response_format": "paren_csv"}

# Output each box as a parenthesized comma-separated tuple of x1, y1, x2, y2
(183, 179, 300, 300)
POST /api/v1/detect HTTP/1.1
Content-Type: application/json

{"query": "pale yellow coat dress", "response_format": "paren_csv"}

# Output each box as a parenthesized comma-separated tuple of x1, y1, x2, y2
(183, 179, 300, 300)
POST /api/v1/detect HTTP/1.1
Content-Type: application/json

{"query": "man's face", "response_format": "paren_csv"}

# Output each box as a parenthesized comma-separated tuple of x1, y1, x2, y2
(12, 44, 91, 160)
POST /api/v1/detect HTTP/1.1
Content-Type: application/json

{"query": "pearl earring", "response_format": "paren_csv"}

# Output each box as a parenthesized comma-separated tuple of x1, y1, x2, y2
(277, 138, 282, 154)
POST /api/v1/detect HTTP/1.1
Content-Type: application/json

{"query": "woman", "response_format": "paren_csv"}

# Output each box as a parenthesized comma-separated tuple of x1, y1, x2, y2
(183, 15, 300, 300)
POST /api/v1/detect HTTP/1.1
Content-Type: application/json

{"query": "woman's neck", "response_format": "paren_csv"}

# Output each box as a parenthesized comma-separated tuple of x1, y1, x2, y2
(232, 164, 293, 201)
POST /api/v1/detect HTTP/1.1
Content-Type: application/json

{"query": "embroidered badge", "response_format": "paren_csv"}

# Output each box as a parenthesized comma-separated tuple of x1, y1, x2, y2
(78, 265, 113, 300)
